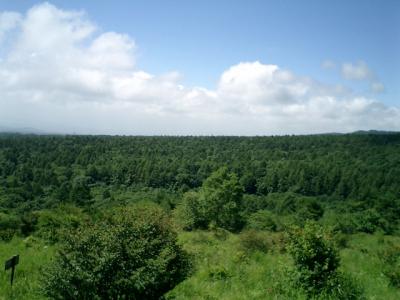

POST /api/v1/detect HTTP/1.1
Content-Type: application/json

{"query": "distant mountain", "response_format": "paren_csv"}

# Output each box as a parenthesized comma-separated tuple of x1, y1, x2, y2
(0, 125, 49, 135)
(0, 127, 398, 136)
(349, 130, 399, 135)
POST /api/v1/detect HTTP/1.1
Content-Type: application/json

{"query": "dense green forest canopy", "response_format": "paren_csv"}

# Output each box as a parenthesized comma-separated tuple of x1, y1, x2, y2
(0, 133, 399, 213)
(1, 133, 400, 299)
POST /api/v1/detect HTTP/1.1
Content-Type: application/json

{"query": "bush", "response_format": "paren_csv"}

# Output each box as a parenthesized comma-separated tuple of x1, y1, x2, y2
(0, 212, 20, 241)
(246, 210, 279, 231)
(20, 212, 38, 236)
(323, 209, 389, 234)
(378, 241, 400, 287)
(354, 209, 388, 234)
(286, 222, 363, 298)
(295, 197, 324, 224)
(35, 205, 88, 243)
(42, 204, 191, 299)
(238, 230, 275, 253)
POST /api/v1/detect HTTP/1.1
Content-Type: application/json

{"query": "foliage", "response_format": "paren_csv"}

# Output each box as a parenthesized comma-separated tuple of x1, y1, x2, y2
(173, 191, 206, 230)
(246, 210, 279, 231)
(323, 208, 390, 234)
(239, 230, 272, 253)
(287, 222, 339, 294)
(0, 133, 399, 298)
(200, 167, 244, 231)
(176, 167, 244, 231)
(0, 133, 399, 209)
(34, 205, 88, 243)
(0, 212, 20, 241)
(1, 232, 400, 299)
(378, 241, 400, 287)
(69, 176, 92, 206)
(42, 204, 191, 300)
(286, 222, 363, 298)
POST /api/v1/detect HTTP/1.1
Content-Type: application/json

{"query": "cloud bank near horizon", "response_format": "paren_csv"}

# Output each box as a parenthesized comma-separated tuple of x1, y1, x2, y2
(0, 3, 398, 135)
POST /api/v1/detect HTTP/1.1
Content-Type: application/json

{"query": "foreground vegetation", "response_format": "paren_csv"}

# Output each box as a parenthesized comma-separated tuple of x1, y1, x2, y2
(0, 133, 400, 298)
(1, 231, 399, 299)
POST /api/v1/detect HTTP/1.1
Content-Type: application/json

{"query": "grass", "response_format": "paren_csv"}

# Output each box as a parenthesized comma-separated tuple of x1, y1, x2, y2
(340, 233, 400, 300)
(0, 237, 55, 300)
(167, 231, 400, 299)
(0, 232, 399, 299)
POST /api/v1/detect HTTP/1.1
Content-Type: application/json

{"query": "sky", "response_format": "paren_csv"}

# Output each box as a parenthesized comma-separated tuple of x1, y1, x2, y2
(0, 0, 399, 135)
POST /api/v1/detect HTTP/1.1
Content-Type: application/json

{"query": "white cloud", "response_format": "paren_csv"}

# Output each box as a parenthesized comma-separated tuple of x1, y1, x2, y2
(0, 3, 398, 135)
(341, 61, 372, 80)
(341, 60, 385, 94)
(0, 11, 21, 43)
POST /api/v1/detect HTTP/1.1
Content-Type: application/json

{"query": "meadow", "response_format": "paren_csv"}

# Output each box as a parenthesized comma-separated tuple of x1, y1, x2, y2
(1, 232, 400, 299)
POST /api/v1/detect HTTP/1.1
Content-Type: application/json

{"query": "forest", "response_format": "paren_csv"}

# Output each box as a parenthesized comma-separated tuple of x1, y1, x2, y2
(0, 133, 400, 299)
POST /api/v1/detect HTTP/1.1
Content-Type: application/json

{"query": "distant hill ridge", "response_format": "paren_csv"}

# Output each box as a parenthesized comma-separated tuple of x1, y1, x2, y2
(0, 126, 398, 136)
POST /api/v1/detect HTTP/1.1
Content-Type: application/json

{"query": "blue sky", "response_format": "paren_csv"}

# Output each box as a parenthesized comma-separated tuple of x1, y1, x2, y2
(0, 1, 399, 134)
(4, 0, 398, 100)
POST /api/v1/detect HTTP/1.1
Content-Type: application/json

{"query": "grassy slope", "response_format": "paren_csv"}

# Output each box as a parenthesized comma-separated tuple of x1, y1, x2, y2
(0, 238, 54, 300)
(0, 233, 399, 299)
(167, 231, 400, 300)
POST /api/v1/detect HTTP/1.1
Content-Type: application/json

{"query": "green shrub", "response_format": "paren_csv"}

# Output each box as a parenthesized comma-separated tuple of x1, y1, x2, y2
(35, 205, 88, 243)
(246, 210, 279, 231)
(42, 204, 191, 300)
(354, 209, 388, 234)
(287, 222, 363, 298)
(0, 212, 20, 241)
(0, 228, 16, 242)
(294, 197, 324, 224)
(238, 230, 273, 253)
(378, 241, 400, 287)
(20, 212, 38, 236)
(323, 209, 389, 234)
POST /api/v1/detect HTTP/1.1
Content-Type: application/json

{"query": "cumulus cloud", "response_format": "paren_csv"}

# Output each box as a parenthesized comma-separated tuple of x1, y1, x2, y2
(0, 3, 398, 135)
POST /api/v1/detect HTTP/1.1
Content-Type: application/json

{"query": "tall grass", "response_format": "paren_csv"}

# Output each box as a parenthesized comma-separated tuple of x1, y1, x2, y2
(0, 237, 54, 300)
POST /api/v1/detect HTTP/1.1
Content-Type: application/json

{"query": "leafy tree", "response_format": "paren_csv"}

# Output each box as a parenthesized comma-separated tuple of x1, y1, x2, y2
(174, 191, 206, 230)
(176, 167, 244, 231)
(69, 176, 92, 206)
(200, 167, 244, 231)
(1, 133, 400, 235)
(42, 204, 191, 300)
